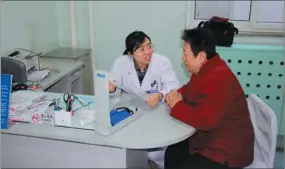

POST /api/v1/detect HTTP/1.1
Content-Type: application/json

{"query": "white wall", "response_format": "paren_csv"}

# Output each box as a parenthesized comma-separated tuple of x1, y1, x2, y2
(90, 1, 284, 84)
(1, 1, 283, 81)
(55, 1, 71, 48)
(52, 1, 284, 85)
(56, 1, 91, 49)
(91, 1, 188, 84)
(0, 1, 59, 56)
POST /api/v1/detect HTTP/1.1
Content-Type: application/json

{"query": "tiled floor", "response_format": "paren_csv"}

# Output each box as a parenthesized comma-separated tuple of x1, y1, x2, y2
(274, 151, 284, 168)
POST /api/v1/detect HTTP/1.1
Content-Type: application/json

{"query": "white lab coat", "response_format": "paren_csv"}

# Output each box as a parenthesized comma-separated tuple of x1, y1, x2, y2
(110, 53, 180, 101)
(110, 53, 179, 168)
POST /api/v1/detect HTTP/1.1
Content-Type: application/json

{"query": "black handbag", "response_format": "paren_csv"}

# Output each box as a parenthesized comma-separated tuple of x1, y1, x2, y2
(197, 16, 238, 47)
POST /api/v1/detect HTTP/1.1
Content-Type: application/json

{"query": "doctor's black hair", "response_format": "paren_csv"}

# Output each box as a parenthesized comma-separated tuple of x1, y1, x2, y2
(123, 31, 151, 55)
(181, 28, 217, 60)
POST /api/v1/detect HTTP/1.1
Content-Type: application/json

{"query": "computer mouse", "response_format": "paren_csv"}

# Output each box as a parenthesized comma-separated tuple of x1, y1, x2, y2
(13, 83, 28, 91)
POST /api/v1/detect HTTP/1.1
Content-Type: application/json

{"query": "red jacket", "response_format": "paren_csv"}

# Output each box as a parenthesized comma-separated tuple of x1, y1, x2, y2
(170, 55, 254, 167)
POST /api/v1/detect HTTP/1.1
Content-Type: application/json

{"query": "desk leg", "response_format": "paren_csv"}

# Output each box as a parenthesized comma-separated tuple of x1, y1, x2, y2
(126, 149, 149, 168)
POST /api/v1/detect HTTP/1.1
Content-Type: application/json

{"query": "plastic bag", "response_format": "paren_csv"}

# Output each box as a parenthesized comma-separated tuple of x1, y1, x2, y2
(79, 109, 96, 126)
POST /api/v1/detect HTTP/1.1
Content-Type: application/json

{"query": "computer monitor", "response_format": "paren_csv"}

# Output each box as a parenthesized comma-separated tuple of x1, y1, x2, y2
(93, 70, 141, 136)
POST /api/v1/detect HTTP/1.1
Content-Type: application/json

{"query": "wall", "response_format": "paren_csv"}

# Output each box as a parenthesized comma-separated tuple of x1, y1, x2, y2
(0, 1, 59, 56)
(91, 1, 188, 83)
(56, 1, 90, 49)
(55, 1, 71, 48)
(2, 1, 280, 84)
(55, 1, 284, 85)
(2, 1, 282, 100)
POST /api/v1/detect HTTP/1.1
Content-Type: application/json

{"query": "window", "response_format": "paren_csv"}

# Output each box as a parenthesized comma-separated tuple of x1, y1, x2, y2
(186, 1, 284, 34)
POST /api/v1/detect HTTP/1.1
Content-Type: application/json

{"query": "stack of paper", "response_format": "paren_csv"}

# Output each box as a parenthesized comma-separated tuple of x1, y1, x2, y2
(28, 70, 50, 82)
(10, 91, 46, 108)
(9, 91, 48, 122)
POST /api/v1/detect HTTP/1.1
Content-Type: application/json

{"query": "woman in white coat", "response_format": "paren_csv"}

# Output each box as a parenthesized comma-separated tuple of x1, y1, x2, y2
(109, 31, 180, 168)
(109, 31, 180, 106)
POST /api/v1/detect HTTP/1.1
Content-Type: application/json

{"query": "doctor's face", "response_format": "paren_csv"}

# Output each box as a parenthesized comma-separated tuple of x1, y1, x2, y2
(132, 38, 153, 65)
(182, 41, 206, 74)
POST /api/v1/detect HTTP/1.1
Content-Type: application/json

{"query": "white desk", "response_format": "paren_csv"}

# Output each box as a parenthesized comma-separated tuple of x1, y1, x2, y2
(1, 92, 196, 168)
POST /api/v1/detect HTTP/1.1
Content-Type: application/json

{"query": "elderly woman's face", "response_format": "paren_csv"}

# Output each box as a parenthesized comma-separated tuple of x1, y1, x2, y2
(182, 41, 206, 74)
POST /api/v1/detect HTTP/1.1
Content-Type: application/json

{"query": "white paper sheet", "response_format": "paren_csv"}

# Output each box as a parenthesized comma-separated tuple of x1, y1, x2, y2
(28, 70, 50, 82)
(10, 91, 46, 110)
(9, 91, 48, 122)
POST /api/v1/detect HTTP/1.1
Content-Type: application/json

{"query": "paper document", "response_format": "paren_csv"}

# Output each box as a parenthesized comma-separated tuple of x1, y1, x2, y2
(9, 91, 47, 122)
(10, 91, 46, 107)
(28, 70, 50, 82)
(11, 101, 50, 122)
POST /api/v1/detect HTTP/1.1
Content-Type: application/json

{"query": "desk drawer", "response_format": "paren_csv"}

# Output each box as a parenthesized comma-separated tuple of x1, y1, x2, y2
(45, 76, 71, 93)
(70, 67, 83, 82)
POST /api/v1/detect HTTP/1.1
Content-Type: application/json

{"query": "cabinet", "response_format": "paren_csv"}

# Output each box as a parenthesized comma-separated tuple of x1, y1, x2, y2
(45, 75, 71, 93)
(44, 66, 84, 94)
(41, 47, 94, 95)
(76, 53, 94, 95)
(70, 67, 84, 94)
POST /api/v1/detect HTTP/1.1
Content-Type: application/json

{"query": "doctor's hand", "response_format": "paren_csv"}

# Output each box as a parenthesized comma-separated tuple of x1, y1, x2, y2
(109, 81, 116, 93)
(146, 93, 163, 108)
(165, 90, 182, 108)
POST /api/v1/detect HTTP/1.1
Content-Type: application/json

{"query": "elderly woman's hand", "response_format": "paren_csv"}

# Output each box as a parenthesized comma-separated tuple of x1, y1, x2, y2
(165, 90, 183, 108)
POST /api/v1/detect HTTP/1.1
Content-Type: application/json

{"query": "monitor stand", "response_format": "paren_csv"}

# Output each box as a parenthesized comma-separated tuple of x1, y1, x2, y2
(93, 70, 141, 136)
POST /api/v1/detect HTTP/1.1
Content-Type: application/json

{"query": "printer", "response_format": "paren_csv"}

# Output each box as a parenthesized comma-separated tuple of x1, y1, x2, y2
(1, 52, 40, 83)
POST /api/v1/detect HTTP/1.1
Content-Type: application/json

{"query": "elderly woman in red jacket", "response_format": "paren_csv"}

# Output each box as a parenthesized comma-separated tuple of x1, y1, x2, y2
(165, 28, 254, 169)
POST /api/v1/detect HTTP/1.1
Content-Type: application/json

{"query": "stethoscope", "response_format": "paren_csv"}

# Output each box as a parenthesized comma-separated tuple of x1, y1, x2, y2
(112, 107, 134, 115)
(151, 80, 157, 88)
(144, 80, 159, 94)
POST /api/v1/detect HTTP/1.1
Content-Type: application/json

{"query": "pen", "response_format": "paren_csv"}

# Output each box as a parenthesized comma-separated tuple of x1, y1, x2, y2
(49, 102, 54, 107)
(50, 99, 60, 111)
(72, 101, 93, 111)
(75, 96, 86, 106)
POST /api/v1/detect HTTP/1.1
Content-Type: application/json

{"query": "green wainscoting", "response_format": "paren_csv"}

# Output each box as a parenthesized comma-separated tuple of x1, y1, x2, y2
(217, 44, 284, 135)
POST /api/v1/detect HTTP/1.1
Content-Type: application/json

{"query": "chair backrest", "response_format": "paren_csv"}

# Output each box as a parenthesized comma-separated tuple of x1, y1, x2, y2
(247, 94, 278, 168)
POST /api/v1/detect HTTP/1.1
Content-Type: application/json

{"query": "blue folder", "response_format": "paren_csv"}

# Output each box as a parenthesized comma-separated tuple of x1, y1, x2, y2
(110, 109, 132, 126)
(1, 74, 13, 129)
